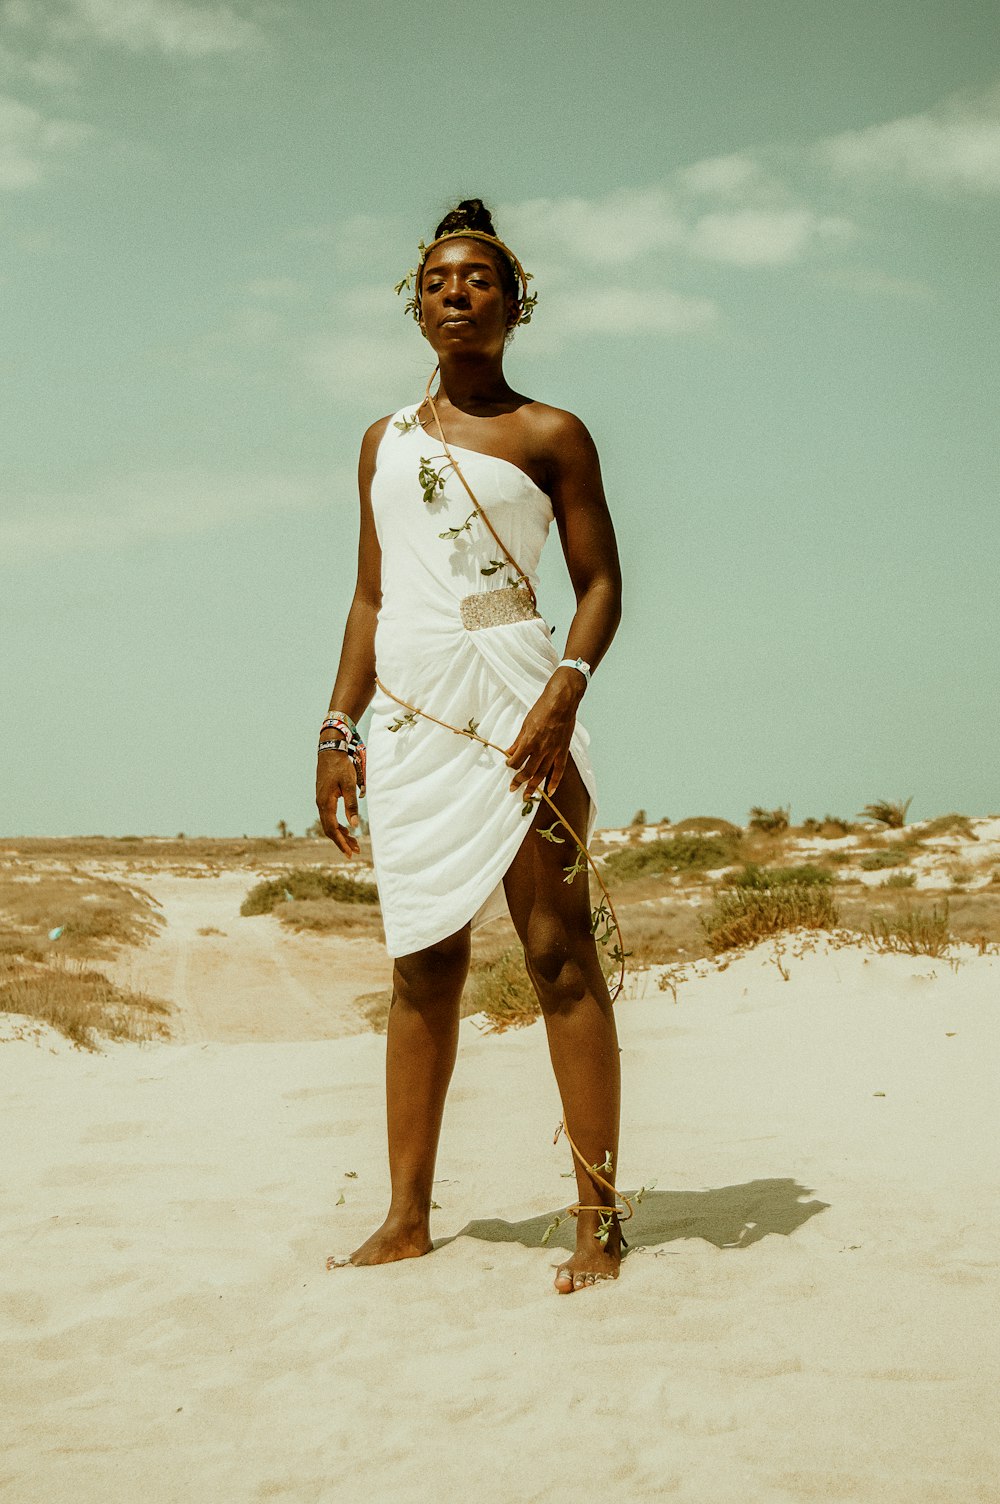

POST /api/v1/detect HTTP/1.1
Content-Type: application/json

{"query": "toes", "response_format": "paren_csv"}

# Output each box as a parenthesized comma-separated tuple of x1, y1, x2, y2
(325, 1255, 353, 1270)
(554, 1266, 575, 1293)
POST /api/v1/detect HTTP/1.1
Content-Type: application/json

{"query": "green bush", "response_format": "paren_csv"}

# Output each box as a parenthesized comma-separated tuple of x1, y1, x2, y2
(722, 863, 833, 890)
(859, 848, 908, 871)
(240, 868, 378, 916)
(602, 834, 739, 882)
(884, 871, 916, 889)
(702, 884, 839, 953)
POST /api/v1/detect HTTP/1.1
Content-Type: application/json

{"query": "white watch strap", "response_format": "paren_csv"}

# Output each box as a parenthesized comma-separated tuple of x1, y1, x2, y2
(556, 656, 591, 684)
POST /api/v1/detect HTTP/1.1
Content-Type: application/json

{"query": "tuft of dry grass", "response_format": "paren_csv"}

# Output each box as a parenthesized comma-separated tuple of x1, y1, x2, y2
(801, 815, 856, 837)
(0, 873, 163, 957)
(858, 798, 912, 830)
(865, 900, 953, 957)
(275, 898, 384, 939)
(0, 960, 172, 1050)
(241, 868, 378, 916)
(921, 813, 976, 840)
(466, 947, 540, 1032)
(702, 884, 839, 954)
(748, 805, 790, 833)
(722, 863, 833, 890)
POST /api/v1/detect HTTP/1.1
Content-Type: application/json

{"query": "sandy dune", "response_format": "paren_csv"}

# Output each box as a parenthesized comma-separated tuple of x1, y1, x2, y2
(104, 870, 392, 1043)
(3, 937, 999, 1503)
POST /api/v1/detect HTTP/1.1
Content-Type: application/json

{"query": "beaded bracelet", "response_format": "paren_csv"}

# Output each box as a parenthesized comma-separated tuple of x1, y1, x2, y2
(320, 709, 359, 739)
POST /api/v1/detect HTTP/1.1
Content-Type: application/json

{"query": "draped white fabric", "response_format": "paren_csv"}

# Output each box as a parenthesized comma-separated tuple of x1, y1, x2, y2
(366, 408, 598, 957)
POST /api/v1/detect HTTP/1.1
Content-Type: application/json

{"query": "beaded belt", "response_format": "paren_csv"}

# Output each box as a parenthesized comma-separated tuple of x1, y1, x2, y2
(459, 583, 540, 632)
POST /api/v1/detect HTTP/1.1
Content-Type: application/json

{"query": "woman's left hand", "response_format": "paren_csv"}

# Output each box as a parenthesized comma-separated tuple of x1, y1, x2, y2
(505, 667, 586, 799)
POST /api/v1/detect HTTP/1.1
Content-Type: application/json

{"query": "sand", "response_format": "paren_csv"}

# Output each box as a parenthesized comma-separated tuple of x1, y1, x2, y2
(3, 934, 999, 1503)
(103, 869, 392, 1043)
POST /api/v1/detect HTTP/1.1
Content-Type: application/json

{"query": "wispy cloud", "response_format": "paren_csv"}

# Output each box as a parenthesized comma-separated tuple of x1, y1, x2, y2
(687, 207, 856, 265)
(821, 79, 1000, 195)
(0, 469, 342, 560)
(815, 265, 936, 303)
(504, 158, 859, 274)
(541, 286, 721, 339)
(0, 40, 79, 88)
(2, 0, 262, 57)
(304, 331, 435, 411)
(0, 90, 90, 188)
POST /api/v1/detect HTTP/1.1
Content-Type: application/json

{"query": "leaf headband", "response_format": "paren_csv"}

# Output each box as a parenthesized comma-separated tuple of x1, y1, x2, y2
(394, 229, 538, 327)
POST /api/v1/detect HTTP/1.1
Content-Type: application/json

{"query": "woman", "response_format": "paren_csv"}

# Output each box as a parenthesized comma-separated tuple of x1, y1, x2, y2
(315, 199, 624, 1293)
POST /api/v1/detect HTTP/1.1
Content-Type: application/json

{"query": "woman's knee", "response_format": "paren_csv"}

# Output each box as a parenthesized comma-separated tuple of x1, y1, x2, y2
(394, 928, 470, 997)
(523, 921, 596, 1013)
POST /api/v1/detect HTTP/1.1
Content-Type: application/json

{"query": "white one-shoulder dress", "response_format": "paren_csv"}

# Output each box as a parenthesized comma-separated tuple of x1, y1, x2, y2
(365, 406, 599, 958)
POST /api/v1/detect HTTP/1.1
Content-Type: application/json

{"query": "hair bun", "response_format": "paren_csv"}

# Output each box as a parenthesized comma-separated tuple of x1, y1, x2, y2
(433, 198, 498, 240)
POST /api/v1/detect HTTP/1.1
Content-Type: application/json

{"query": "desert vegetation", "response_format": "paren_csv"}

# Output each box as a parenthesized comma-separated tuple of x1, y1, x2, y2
(3, 806, 999, 1046)
(0, 867, 170, 1047)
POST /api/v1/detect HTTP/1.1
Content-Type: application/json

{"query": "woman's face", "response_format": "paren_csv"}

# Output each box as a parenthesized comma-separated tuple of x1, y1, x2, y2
(418, 238, 516, 356)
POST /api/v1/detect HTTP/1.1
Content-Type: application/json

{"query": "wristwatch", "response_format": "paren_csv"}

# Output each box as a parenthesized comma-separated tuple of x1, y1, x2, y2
(556, 657, 592, 685)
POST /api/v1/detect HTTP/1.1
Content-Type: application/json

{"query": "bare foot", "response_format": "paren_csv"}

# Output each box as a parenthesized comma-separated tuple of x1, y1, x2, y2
(553, 1211, 623, 1294)
(327, 1212, 432, 1270)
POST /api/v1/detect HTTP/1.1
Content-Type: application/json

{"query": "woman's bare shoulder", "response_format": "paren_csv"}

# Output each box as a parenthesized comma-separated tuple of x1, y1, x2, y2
(361, 413, 396, 451)
(523, 397, 592, 448)
(520, 401, 598, 463)
(357, 414, 396, 490)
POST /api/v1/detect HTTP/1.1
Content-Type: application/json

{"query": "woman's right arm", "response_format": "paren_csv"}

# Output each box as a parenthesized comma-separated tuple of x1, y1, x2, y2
(315, 418, 389, 857)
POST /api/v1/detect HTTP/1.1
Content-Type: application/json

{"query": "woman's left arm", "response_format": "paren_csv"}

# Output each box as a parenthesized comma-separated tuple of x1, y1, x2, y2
(505, 412, 622, 798)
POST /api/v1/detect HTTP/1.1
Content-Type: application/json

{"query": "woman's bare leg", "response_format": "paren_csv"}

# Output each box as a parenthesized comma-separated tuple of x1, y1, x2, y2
(346, 926, 470, 1265)
(503, 760, 623, 1293)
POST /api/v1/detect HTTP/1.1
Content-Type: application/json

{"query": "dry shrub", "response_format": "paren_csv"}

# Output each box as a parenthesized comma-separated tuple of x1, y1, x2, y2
(722, 863, 833, 890)
(0, 961, 172, 1050)
(748, 806, 790, 834)
(610, 902, 712, 967)
(0, 835, 376, 872)
(884, 871, 916, 889)
(866, 901, 953, 957)
(0, 873, 162, 956)
(467, 947, 540, 1032)
(702, 885, 839, 954)
(858, 798, 912, 830)
(921, 813, 976, 840)
(276, 898, 384, 939)
(241, 868, 378, 916)
(801, 816, 855, 837)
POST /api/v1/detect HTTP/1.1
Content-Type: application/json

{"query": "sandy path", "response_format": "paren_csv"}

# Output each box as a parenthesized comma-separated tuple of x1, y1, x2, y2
(106, 872, 392, 1043)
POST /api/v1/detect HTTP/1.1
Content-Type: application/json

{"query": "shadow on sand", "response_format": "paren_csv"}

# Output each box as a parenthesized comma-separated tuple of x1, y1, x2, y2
(438, 1178, 829, 1255)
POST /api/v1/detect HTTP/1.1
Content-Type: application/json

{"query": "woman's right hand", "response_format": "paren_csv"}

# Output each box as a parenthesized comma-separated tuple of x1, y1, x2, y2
(315, 751, 362, 858)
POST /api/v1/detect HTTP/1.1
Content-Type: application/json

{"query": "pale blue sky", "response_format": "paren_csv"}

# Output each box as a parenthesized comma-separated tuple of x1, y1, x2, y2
(2, 0, 998, 834)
